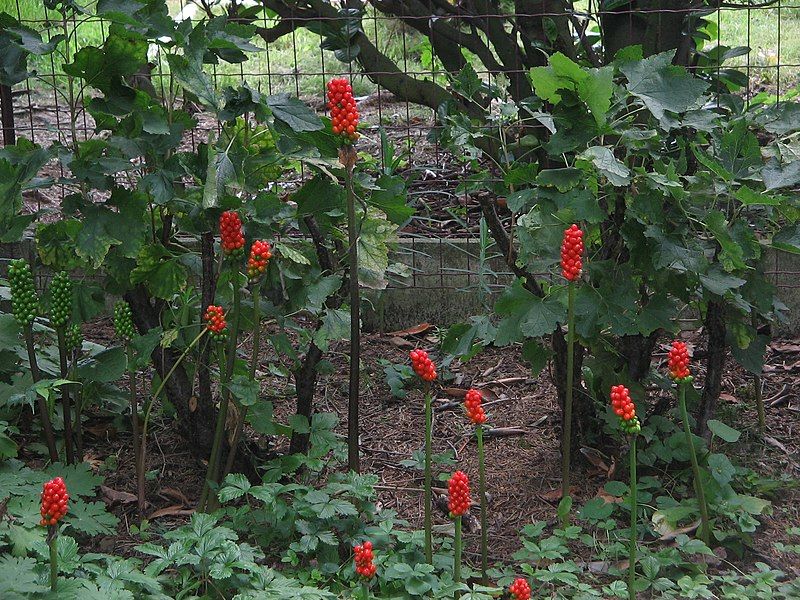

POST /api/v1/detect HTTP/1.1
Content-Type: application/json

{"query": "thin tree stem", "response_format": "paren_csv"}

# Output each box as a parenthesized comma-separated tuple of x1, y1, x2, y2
(56, 328, 74, 464)
(752, 313, 765, 435)
(424, 384, 433, 564)
(24, 326, 58, 462)
(344, 149, 361, 473)
(477, 424, 488, 581)
(222, 282, 261, 479)
(678, 382, 711, 545)
(127, 345, 145, 517)
(629, 435, 637, 600)
(561, 281, 575, 521)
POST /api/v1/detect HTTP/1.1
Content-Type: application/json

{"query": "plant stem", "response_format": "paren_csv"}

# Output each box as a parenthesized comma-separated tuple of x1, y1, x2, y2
(24, 326, 58, 462)
(222, 281, 261, 479)
(361, 580, 369, 600)
(49, 528, 58, 592)
(752, 312, 765, 435)
(424, 384, 433, 564)
(560, 280, 575, 522)
(343, 148, 361, 474)
(201, 278, 241, 511)
(71, 350, 83, 458)
(476, 424, 488, 581)
(628, 435, 637, 600)
(453, 515, 462, 596)
(678, 382, 711, 545)
(127, 345, 145, 517)
(56, 327, 74, 464)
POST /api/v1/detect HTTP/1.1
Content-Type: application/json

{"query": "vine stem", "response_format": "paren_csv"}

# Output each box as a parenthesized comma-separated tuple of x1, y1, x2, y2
(222, 281, 262, 479)
(49, 528, 58, 591)
(628, 435, 637, 600)
(201, 275, 242, 511)
(343, 146, 361, 474)
(56, 328, 74, 464)
(453, 514, 462, 597)
(127, 345, 145, 517)
(424, 383, 433, 564)
(24, 326, 58, 462)
(560, 280, 575, 522)
(476, 424, 488, 581)
(678, 381, 711, 545)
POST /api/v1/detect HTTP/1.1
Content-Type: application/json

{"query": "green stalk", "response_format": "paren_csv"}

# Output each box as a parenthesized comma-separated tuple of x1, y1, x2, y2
(127, 345, 145, 517)
(201, 277, 241, 511)
(453, 515, 462, 597)
(678, 382, 711, 545)
(628, 435, 637, 600)
(424, 383, 433, 564)
(361, 580, 370, 600)
(476, 424, 488, 581)
(344, 148, 361, 474)
(752, 313, 765, 435)
(222, 281, 261, 479)
(56, 327, 74, 464)
(24, 326, 58, 462)
(199, 344, 228, 512)
(49, 529, 58, 592)
(560, 281, 576, 522)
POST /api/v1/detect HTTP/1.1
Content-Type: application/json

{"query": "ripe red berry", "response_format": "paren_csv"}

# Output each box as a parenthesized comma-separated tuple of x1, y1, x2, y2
(464, 388, 487, 425)
(560, 224, 584, 282)
(327, 78, 360, 143)
(204, 305, 227, 342)
(448, 470, 471, 517)
(509, 577, 531, 600)
(40, 476, 69, 527)
(409, 349, 437, 382)
(247, 240, 272, 280)
(610, 384, 641, 434)
(667, 340, 692, 382)
(219, 211, 245, 257)
(353, 540, 376, 579)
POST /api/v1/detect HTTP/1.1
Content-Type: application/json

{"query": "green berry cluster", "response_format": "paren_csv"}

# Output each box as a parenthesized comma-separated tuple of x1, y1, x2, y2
(8, 259, 39, 328)
(49, 271, 73, 328)
(113, 301, 135, 341)
(619, 415, 642, 435)
(65, 324, 83, 353)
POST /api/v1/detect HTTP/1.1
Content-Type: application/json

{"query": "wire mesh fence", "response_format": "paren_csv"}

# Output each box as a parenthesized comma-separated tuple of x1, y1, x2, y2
(1, 0, 798, 301)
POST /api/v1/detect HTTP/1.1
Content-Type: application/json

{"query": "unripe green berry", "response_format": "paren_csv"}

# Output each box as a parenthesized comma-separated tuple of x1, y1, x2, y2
(113, 301, 136, 342)
(8, 259, 39, 328)
(65, 324, 83, 353)
(49, 271, 73, 328)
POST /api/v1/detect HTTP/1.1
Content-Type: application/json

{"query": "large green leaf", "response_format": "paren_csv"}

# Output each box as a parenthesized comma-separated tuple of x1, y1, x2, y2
(620, 51, 708, 123)
(580, 146, 630, 186)
(267, 94, 323, 132)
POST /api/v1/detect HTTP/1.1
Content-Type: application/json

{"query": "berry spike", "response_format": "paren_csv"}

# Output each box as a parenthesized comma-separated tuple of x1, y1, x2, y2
(609, 384, 641, 434)
(204, 305, 228, 342)
(409, 349, 437, 382)
(327, 78, 360, 143)
(353, 540, 376, 579)
(8, 258, 39, 328)
(247, 240, 272, 281)
(219, 211, 245, 257)
(40, 477, 69, 527)
(49, 271, 73, 329)
(667, 340, 692, 382)
(509, 578, 531, 600)
(464, 388, 487, 425)
(560, 223, 584, 282)
(448, 470, 471, 517)
(113, 300, 136, 342)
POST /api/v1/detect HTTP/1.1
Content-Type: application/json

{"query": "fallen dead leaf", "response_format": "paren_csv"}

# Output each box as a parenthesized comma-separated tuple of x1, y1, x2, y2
(538, 487, 577, 502)
(596, 488, 624, 504)
(443, 387, 469, 398)
(388, 336, 414, 349)
(160, 487, 191, 505)
(387, 323, 431, 337)
(719, 393, 740, 403)
(84, 423, 117, 439)
(656, 518, 701, 542)
(771, 342, 800, 353)
(764, 435, 790, 455)
(148, 505, 195, 520)
(481, 359, 503, 378)
(100, 485, 137, 505)
(188, 396, 198, 412)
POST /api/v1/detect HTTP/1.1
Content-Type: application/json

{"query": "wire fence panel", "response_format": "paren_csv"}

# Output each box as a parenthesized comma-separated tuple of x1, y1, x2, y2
(1, 0, 798, 298)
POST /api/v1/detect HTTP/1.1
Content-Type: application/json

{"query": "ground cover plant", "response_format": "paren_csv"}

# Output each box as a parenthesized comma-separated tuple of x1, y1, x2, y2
(0, 1, 799, 599)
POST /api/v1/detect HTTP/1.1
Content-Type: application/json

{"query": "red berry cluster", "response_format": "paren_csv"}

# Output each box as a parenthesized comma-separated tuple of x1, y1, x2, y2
(610, 384, 641, 434)
(204, 305, 227, 342)
(219, 211, 245, 257)
(667, 340, 692, 382)
(409, 349, 437, 382)
(560, 224, 584, 282)
(327, 78, 359, 142)
(448, 470, 471, 517)
(509, 578, 531, 600)
(40, 477, 69, 527)
(353, 541, 376, 579)
(464, 388, 487, 425)
(247, 240, 272, 280)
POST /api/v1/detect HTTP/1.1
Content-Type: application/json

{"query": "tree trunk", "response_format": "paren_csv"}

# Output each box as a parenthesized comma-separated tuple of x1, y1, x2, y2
(0, 84, 15, 146)
(552, 328, 592, 455)
(289, 342, 324, 455)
